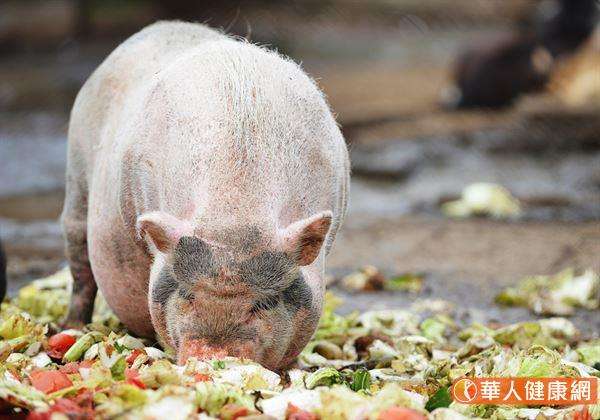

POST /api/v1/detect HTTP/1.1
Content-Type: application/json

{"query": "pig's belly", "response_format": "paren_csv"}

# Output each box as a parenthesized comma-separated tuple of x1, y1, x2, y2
(88, 215, 155, 337)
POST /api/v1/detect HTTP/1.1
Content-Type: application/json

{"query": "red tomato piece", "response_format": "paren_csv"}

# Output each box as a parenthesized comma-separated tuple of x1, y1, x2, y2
(194, 373, 211, 382)
(378, 407, 427, 420)
(126, 348, 145, 365)
(29, 370, 73, 394)
(125, 368, 146, 389)
(574, 407, 592, 420)
(47, 333, 76, 359)
(219, 403, 249, 420)
(286, 403, 318, 420)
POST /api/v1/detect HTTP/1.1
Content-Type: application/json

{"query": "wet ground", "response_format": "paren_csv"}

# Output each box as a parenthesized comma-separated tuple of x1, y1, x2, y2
(1, 13, 599, 335)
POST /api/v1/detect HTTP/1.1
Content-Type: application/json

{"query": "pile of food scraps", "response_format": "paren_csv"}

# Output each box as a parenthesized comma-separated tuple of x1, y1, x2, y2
(441, 183, 522, 219)
(496, 268, 599, 316)
(0, 269, 599, 419)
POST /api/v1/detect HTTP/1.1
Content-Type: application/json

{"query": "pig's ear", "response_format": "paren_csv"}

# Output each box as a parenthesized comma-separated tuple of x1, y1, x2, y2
(281, 211, 332, 266)
(136, 212, 193, 254)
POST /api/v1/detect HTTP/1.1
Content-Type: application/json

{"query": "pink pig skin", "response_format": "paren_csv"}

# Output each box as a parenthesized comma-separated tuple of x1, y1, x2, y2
(61, 21, 349, 368)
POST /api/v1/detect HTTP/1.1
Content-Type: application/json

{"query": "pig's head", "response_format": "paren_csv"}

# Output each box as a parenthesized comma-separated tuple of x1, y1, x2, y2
(136, 211, 331, 369)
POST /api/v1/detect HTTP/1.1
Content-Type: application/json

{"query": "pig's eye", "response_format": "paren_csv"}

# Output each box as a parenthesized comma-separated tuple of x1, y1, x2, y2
(178, 287, 194, 301)
(250, 295, 279, 313)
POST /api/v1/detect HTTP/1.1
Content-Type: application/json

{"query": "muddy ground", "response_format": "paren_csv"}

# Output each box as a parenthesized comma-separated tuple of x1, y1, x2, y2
(1, 1, 599, 335)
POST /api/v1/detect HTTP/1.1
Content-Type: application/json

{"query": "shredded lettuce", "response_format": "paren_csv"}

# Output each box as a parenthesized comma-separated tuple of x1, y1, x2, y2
(305, 367, 345, 389)
(2, 270, 598, 419)
(497, 268, 599, 315)
(441, 183, 521, 219)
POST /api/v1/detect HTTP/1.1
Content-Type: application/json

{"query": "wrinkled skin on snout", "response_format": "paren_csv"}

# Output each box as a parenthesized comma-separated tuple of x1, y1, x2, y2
(139, 211, 330, 369)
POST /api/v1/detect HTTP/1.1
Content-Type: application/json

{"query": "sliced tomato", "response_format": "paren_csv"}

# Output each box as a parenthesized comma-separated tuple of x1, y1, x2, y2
(47, 333, 76, 359)
(286, 403, 318, 420)
(574, 407, 592, 420)
(126, 348, 145, 365)
(219, 403, 250, 420)
(125, 368, 146, 389)
(377, 407, 427, 420)
(194, 373, 212, 382)
(29, 370, 73, 394)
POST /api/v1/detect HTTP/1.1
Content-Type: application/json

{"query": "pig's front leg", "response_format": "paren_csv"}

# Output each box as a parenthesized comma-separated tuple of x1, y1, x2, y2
(61, 175, 97, 327)
(63, 223, 97, 327)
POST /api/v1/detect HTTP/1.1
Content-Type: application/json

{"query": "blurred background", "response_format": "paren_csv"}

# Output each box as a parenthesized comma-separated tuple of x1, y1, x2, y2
(0, 0, 599, 328)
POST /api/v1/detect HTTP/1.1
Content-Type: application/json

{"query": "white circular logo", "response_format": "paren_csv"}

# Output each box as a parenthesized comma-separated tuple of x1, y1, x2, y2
(453, 378, 478, 403)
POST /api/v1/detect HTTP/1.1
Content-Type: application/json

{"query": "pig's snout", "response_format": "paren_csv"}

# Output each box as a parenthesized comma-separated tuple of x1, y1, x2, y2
(177, 337, 257, 365)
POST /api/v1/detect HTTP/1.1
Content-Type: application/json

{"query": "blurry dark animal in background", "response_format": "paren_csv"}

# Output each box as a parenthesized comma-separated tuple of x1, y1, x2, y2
(444, 0, 598, 109)
(442, 34, 552, 109)
(0, 240, 6, 302)
(538, 0, 599, 57)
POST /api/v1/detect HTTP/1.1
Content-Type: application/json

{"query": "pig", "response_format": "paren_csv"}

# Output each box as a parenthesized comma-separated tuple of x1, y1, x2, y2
(61, 21, 350, 369)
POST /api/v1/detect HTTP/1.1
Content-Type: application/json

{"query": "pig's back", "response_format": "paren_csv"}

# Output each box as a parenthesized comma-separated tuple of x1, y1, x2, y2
(68, 21, 227, 169)
(118, 35, 347, 233)
(78, 20, 348, 243)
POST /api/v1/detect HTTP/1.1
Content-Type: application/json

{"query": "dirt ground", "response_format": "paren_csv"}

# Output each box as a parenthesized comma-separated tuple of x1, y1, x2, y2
(328, 215, 600, 330)
(1, 1, 599, 335)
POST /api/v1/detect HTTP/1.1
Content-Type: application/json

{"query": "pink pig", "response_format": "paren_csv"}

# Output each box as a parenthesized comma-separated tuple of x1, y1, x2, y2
(61, 21, 349, 369)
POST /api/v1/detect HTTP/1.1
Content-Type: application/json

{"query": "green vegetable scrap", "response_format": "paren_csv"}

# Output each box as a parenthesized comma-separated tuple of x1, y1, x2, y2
(63, 331, 104, 362)
(386, 273, 424, 293)
(14, 270, 71, 323)
(212, 359, 226, 370)
(195, 382, 255, 417)
(306, 367, 345, 389)
(441, 183, 522, 219)
(420, 317, 448, 344)
(349, 369, 371, 392)
(341, 266, 386, 291)
(340, 266, 423, 293)
(425, 387, 452, 412)
(9, 267, 121, 327)
(496, 268, 599, 315)
(575, 340, 600, 368)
